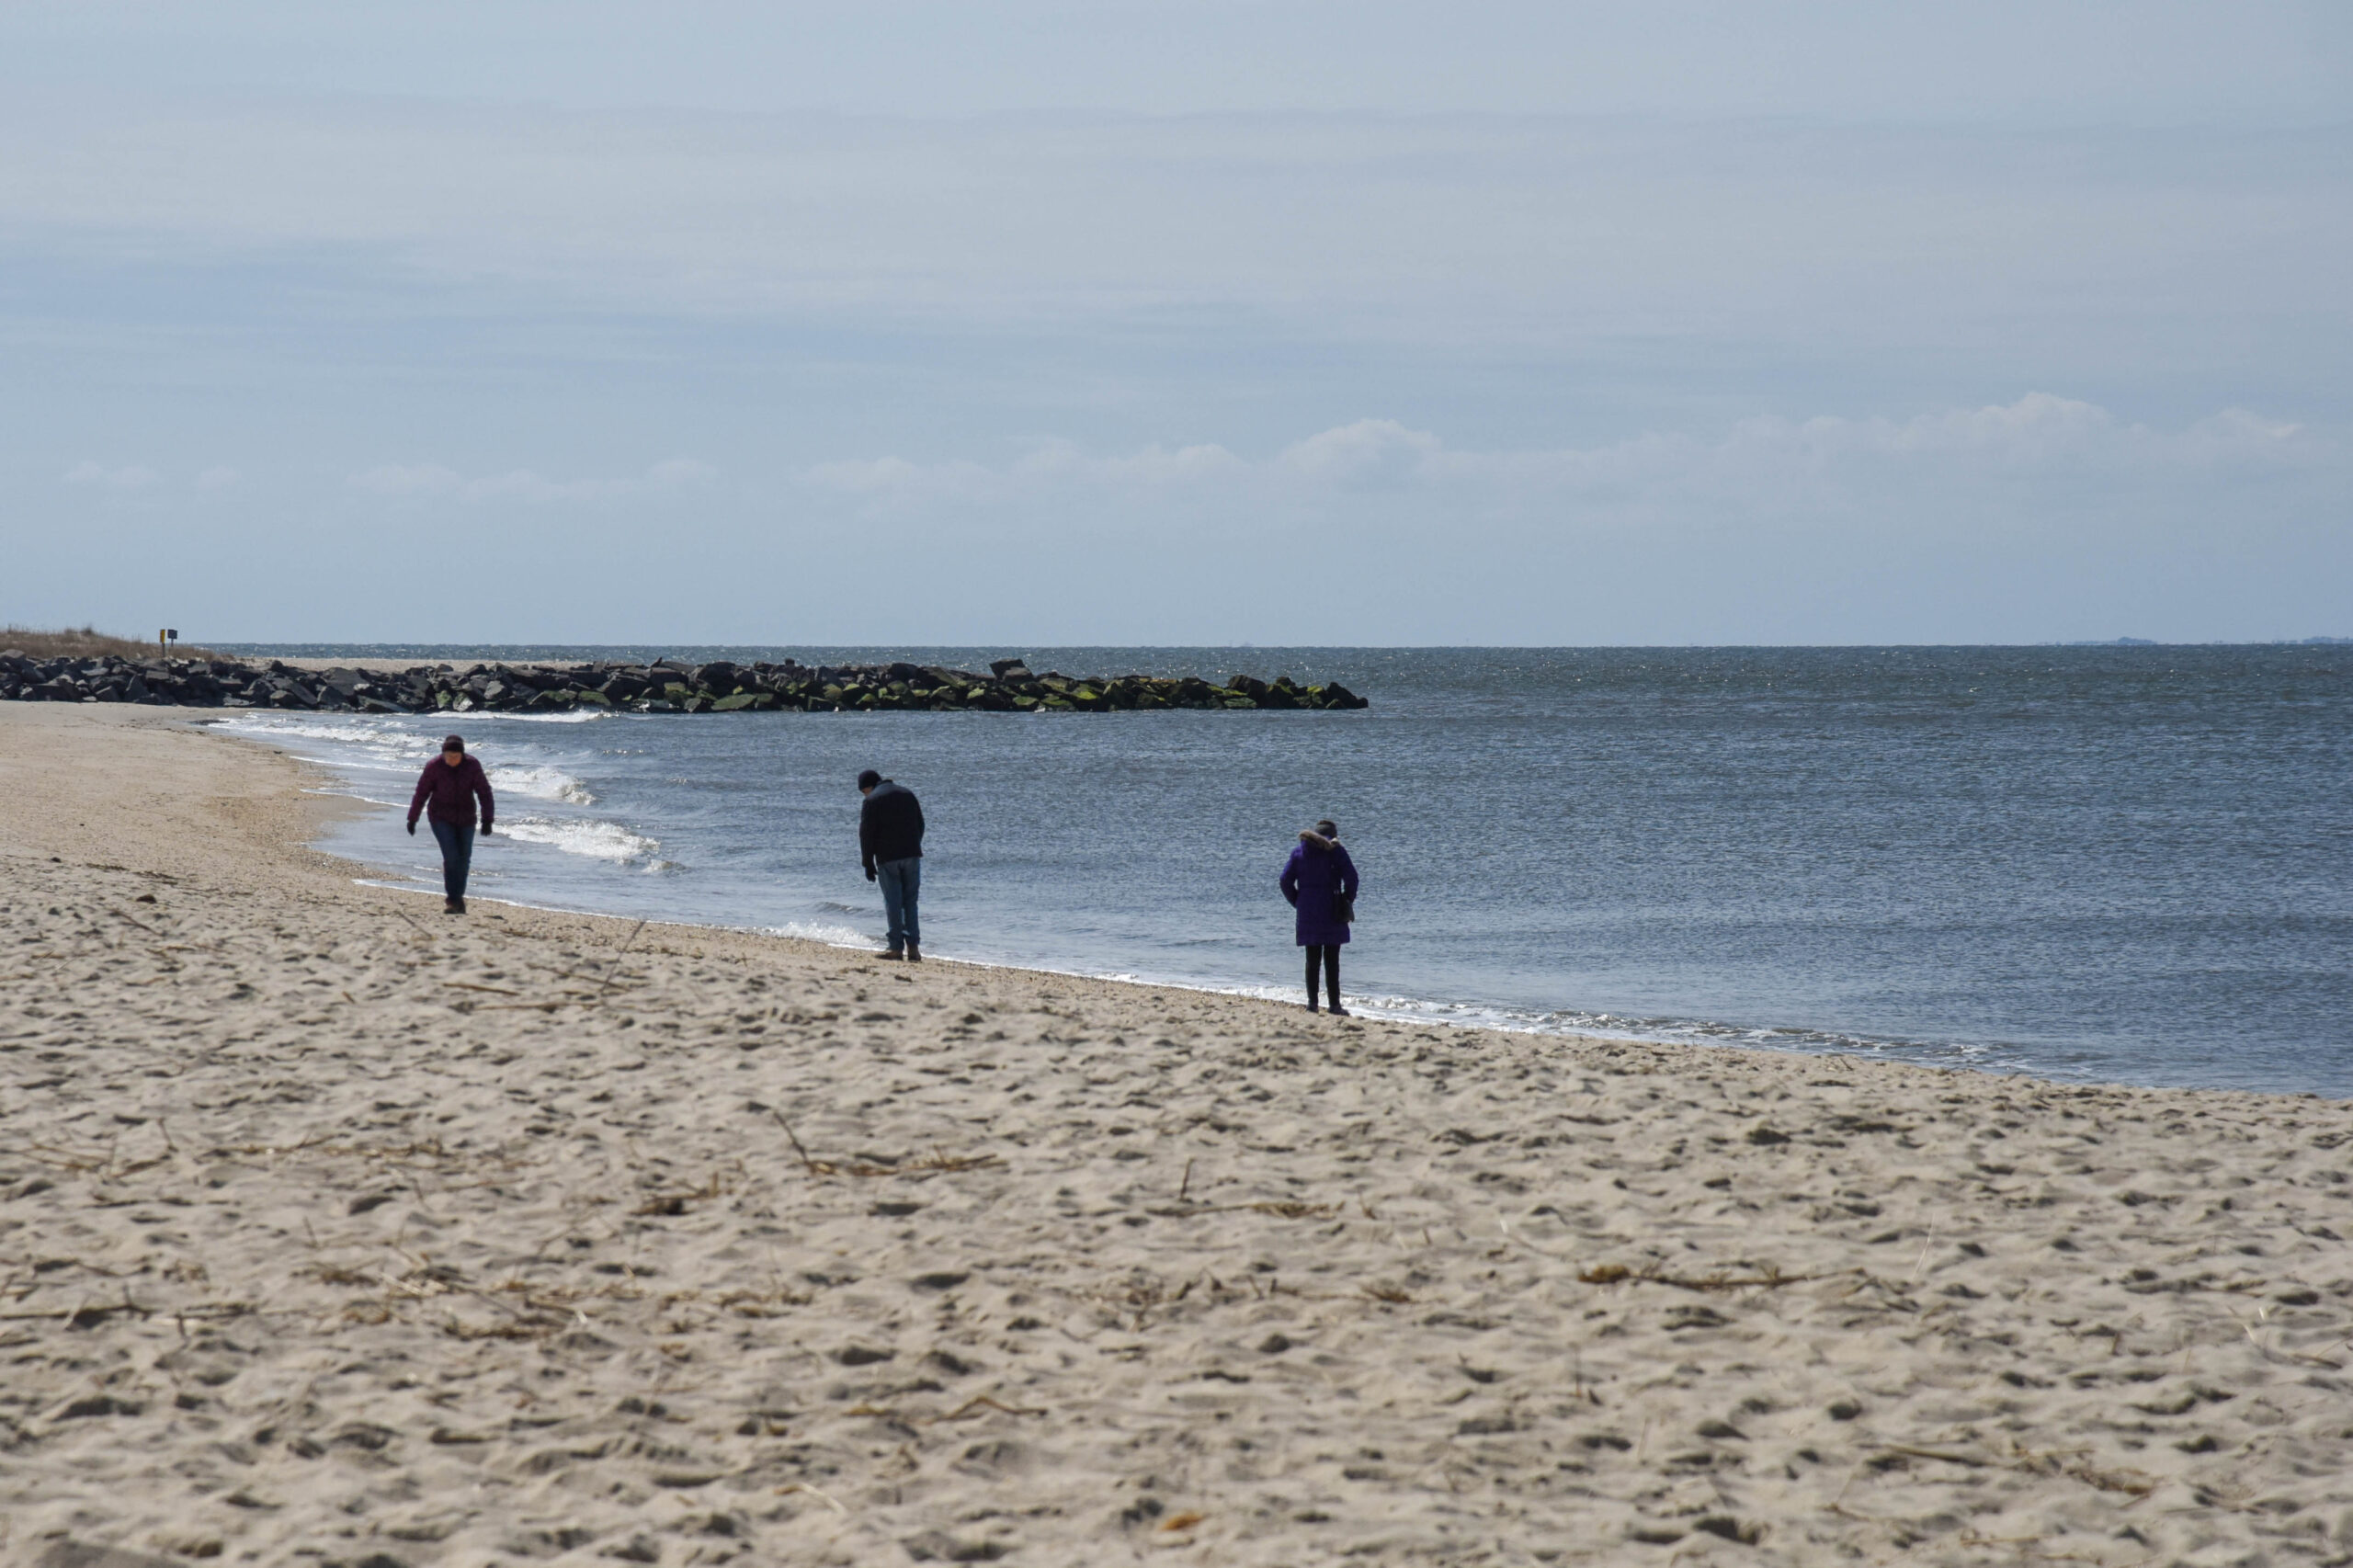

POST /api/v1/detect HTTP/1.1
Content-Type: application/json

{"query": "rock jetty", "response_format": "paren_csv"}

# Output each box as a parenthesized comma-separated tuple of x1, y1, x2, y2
(0, 652, 1369, 715)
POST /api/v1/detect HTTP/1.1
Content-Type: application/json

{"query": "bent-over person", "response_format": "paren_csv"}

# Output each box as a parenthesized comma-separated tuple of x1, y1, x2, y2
(858, 767, 926, 960)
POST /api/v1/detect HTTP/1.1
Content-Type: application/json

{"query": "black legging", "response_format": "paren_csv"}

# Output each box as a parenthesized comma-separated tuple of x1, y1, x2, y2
(1305, 945, 1341, 1009)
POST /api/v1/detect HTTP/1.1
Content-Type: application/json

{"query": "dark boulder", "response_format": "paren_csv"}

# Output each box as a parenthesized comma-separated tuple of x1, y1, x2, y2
(2, 649, 1369, 713)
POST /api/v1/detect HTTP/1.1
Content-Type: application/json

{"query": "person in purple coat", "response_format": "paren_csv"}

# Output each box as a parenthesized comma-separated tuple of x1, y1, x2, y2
(405, 734, 494, 915)
(1280, 818, 1359, 1015)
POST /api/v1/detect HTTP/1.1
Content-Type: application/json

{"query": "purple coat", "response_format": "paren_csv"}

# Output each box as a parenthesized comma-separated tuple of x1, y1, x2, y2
(407, 754, 495, 830)
(1280, 835, 1358, 947)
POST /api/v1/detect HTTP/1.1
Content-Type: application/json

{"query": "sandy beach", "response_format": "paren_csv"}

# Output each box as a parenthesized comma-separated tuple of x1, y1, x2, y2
(3, 705, 2348, 1568)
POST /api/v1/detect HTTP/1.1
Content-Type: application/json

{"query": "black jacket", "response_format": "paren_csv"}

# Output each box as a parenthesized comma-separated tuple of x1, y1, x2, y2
(859, 780, 925, 871)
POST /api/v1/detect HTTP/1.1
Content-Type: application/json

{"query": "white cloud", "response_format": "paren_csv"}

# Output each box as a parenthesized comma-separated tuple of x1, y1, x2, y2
(63, 460, 157, 489)
(756, 392, 2352, 643)
(801, 395, 2336, 517)
(804, 454, 965, 499)
(1012, 439, 1245, 487)
(350, 458, 716, 506)
(194, 465, 241, 490)
(1278, 419, 1443, 483)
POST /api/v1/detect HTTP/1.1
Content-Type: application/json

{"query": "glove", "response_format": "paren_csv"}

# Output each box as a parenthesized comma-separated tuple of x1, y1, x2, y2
(481, 824, 492, 835)
(406, 820, 416, 835)
(864, 866, 877, 881)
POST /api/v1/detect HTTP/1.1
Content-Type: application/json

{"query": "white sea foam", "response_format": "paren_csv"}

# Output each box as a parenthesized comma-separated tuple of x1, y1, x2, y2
(226, 715, 611, 810)
(489, 765, 597, 805)
(501, 816, 663, 866)
(219, 714, 421, 756)
(216, 715, 442, 787)
(761, 922, 873, 947)
(498, 709, 614, 724)
(220, 717, 381, 744)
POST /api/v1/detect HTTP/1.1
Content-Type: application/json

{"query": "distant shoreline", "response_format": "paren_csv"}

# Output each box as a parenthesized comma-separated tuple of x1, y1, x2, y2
(205, 637, 2353, 658)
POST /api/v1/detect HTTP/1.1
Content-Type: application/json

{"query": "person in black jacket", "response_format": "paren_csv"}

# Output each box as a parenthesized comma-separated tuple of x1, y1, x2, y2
(858, 768, 926, 960)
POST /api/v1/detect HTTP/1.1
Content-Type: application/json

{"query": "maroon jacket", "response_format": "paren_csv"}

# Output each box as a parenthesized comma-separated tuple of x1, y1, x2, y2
(408, 755, 495, 831)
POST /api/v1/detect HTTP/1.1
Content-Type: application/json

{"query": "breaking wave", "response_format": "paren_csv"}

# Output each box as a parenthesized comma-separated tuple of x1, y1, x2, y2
(490, 765, 597, 805)
(500, 816, 665, 868)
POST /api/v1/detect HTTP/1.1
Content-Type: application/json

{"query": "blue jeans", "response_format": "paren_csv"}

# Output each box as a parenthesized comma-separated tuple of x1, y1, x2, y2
(430, 820, 476, 901)
(876, 857, 921, 951)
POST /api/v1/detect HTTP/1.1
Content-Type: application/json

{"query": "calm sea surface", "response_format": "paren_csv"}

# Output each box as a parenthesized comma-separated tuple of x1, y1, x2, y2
(217, 645, 2352, 1096)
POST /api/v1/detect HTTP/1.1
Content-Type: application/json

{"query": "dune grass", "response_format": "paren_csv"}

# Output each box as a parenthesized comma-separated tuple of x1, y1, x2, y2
(2, 625, 221, 661)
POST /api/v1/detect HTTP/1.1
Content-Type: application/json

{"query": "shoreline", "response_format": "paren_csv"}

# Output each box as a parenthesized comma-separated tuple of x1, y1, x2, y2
(5, 704, 2350, 1565)
(348, 873, 2066, 1096)
(223, 705, 2148, 1096)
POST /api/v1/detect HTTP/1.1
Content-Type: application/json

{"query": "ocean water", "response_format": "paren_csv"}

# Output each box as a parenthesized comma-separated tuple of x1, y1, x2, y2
(216, 645, 2353, 1097)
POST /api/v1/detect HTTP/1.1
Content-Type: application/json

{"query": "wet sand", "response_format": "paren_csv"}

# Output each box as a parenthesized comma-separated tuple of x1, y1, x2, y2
(3, 704, 2349, 1567)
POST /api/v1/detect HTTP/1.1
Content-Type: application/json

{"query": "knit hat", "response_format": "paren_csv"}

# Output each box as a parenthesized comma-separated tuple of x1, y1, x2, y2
(858, 768, 882, 790)
(442, 734, 466, 753)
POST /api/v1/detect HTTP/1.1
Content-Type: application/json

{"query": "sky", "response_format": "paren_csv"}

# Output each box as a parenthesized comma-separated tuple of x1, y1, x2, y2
(4, 1, 2348, 645)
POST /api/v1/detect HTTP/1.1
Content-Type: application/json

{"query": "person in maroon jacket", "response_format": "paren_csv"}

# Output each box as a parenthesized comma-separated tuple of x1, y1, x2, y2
(406, 733, 495, 913)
